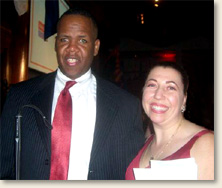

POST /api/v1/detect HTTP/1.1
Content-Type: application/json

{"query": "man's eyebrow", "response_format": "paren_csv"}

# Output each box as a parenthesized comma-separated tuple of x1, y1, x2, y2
(57, 34, 69, 37)
(78, 34, 88, 38)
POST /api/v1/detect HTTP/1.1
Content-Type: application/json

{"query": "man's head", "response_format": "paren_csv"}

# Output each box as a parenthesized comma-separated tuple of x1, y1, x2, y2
(55, 8, 100, 80)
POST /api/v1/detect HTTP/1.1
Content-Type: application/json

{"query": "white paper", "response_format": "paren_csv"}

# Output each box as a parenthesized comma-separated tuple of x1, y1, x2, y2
(133, 158, 198, 180)
(14, 0, 28, 16)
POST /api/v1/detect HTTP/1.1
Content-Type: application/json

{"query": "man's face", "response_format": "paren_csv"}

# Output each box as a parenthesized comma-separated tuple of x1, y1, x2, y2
(55, 14, 100, 80)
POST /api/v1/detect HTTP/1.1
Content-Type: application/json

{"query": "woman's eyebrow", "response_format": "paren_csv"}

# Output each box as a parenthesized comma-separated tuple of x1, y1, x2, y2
(147, 78, 157, 82)
(166, 81, 179, 88)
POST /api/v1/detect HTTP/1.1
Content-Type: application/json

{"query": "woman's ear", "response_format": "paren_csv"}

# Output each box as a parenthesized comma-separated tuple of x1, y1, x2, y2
(183, 93, 187, 106)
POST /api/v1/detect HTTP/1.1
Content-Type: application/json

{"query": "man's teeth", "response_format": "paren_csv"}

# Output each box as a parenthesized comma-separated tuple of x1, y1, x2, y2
(151, 105, 168, 111)
(67, 58, 77, 63)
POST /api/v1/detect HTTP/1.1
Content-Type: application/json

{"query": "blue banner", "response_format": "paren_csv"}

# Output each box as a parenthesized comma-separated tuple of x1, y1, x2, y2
(44, 0, 59, 40)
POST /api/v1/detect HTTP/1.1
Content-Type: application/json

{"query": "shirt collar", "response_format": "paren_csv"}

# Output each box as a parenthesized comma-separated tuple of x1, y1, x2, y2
(56, 68, 92, 86)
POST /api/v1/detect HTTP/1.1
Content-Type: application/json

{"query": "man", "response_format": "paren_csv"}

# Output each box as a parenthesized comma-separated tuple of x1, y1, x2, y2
(0, 8, 144, 180)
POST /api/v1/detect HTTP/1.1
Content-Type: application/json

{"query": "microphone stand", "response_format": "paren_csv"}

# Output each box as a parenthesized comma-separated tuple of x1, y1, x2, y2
(15, 112, 22, 180)
(15, 105, 52, 180)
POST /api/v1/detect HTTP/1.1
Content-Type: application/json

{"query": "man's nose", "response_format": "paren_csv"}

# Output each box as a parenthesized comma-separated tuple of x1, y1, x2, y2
(67, 41, 79, 53)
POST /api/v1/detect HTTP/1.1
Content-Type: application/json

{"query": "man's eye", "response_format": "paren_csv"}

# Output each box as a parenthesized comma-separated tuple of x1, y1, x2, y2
(60, 38, 68, 42)
(80, 39, 87, 44)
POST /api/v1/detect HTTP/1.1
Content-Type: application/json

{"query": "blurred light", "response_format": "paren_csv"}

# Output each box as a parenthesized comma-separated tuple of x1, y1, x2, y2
(163, 53, 176, 58)
(19, 51, 26, 81)
(153, 51, 176, 62)
(154, 3, 159, 7)
(155, 0, 159, 2)
(139, 13, 144, 24)
(161, 53, 176, 62)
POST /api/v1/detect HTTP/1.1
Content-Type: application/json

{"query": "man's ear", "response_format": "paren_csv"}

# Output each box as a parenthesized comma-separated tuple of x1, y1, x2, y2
(94, 39, 100, 56)
(54, 36, 57, 52)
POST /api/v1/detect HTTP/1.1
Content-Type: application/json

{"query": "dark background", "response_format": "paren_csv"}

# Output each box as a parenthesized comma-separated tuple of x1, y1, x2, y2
(0, 0, 214, 131)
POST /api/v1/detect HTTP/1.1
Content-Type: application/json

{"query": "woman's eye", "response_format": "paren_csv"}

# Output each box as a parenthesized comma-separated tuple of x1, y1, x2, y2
(80, 39, 87, 44)
(168, 86, 176, 90)
(147, 84, 156, 88)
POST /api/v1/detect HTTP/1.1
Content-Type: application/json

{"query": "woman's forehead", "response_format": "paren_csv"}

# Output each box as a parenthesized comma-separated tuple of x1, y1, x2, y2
(147, 66, 183, 84)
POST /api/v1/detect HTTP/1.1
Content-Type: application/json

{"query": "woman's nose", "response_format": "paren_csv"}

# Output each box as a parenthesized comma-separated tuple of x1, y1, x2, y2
(154, 87, 164, 99)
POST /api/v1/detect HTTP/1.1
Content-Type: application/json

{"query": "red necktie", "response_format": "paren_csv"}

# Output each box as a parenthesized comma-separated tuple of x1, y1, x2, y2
(50, 81, 76, 180)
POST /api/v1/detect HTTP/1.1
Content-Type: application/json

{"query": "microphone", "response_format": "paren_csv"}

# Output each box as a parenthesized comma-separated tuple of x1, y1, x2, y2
(15, 105, 52, 180)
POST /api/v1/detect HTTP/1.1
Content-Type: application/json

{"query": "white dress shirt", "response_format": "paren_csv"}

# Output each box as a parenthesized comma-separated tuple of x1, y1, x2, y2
(51, 68, 97, 180)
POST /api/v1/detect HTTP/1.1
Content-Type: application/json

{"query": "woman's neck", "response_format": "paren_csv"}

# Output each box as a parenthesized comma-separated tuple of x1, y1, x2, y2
(152, 116, 184, 146)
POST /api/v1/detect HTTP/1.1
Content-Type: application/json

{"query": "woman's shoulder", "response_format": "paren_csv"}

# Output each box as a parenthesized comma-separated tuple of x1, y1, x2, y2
(180, 120, 213, 151)
(184, 120, 213, 138)
(189, 123, 214, 180)
(192, 129, 214, 148)
(187, 121, 214, 154)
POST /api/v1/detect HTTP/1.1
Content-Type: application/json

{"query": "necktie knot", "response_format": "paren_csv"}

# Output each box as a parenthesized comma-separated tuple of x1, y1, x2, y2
(63, 81, 76, 95)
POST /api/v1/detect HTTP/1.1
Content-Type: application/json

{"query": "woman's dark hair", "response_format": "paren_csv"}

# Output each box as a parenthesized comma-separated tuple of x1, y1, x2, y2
(145, 61, 189, 94)
(57, 7, 98, 38)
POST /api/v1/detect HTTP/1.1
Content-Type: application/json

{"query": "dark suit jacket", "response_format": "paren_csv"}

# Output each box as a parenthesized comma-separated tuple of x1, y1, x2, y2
(0, 71, 145, 180)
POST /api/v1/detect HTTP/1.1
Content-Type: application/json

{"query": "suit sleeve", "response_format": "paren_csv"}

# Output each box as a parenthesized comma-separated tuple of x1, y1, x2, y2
(127, 98, 145, 163)
(0, 86, 19, 179)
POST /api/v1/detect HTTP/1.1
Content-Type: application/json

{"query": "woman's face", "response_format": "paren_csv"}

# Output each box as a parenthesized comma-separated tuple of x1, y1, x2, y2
(142, 66, 187, 126)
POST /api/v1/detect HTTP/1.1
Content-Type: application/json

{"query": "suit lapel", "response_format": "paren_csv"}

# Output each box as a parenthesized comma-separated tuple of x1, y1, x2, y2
(89, 78, 119, 165)
(31, 72, 56, 157)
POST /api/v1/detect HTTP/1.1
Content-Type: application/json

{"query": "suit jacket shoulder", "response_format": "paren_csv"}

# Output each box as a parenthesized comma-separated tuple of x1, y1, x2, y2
(96, 76, 140, 106)
(8, 71, 56, 97)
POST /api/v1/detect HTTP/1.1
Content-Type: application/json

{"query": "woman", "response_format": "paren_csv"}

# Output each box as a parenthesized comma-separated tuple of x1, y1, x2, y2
(125, 61, 214, 180)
